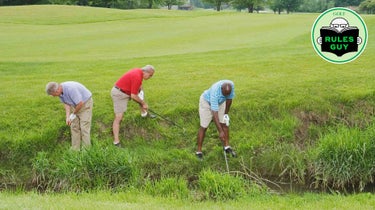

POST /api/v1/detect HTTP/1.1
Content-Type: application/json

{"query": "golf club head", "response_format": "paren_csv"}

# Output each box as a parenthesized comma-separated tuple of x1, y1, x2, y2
(148, 113, 156, 118)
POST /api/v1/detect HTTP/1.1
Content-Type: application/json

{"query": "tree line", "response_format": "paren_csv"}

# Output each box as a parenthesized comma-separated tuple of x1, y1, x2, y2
(0, 0, 374, 13)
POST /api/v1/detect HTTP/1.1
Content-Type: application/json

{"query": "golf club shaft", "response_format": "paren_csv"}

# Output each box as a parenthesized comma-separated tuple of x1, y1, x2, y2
(223, 149, 229, 173)
(148, 108, 184, 129)
(220, 137, 230, 172)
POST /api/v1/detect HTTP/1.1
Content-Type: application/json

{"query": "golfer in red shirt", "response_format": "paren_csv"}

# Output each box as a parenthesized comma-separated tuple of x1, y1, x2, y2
(111, 65, 155, 147)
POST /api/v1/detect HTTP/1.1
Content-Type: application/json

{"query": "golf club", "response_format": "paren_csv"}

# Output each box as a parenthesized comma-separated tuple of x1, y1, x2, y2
(221, 140, 230, 173)
(148, 108, 186, 131)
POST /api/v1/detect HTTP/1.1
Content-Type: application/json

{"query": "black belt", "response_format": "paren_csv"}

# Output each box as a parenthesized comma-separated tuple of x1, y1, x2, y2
(114, 86, 129, 95)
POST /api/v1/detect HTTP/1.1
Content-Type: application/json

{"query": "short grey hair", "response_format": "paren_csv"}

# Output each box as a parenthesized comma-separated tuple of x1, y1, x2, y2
(46, 82, 59, 95)
(141, 65, 155, 73)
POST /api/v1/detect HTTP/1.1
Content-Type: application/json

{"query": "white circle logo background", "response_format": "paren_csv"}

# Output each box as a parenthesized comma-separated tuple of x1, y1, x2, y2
(311, 7, 368, 64)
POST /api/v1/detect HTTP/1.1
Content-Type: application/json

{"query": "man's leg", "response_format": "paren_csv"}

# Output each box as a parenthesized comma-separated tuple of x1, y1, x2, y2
(70, 118, 81, 151)
(113, 112, 123, 145)
(197, 126, 207, 153)
(79, 98, 93, 149)
(111, 87, 129, 146)
(197, 94, 211, 158)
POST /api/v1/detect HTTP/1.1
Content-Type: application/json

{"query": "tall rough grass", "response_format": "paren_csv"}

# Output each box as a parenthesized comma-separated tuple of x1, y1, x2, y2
(198, 169, 250, 200)
(256, 144, 308, 185)
(312, 124, 375, 192)
(143, 176, 190, 199)
(135, 148, 202, 182)
(32, 145, 136, 192)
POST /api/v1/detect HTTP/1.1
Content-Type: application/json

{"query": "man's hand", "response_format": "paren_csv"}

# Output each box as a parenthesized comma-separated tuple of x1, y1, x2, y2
(138, 90, 144, 100)
(66, 113, 76, 126)
(223, 114, 230, 126)
(69, 113, 76, 121)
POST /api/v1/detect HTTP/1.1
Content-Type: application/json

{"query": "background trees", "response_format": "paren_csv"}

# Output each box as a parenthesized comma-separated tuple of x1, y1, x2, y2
(359, 0, 375, 13)
(201, 0, 230, 11)
(297, 0, 335, 13)
(231, 0, 265, 13)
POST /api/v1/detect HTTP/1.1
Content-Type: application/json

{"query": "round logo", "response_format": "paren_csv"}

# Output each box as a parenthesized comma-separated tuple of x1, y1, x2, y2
(311, 7, 368, 64)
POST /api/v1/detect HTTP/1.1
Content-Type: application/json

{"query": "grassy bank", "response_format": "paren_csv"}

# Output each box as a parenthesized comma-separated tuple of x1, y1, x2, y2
(1, 5, 375, 200)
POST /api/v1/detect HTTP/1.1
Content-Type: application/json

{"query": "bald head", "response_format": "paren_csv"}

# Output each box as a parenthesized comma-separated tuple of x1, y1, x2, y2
(221, 83, 232, 96)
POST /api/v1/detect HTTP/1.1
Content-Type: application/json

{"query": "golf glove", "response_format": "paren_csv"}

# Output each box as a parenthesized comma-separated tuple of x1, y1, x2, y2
(138, 90, 144, 100)
(141, 111, 148, 117)
(69, 113, 76, 121)
(223, 114, 230, 126)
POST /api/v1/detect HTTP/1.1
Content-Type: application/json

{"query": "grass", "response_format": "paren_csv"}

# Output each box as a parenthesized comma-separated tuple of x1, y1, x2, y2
(0, 5, 314, 62)
(1, 4, 375, 207)
(312, 125, 375, 191)
(1, 191, 375, 209)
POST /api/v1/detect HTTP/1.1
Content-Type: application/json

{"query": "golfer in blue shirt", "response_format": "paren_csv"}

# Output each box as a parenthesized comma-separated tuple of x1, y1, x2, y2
(196, 80, 236, 159)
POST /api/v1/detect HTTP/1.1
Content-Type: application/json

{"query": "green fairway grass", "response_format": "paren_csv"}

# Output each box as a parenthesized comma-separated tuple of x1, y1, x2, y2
(1, 191, 375, 209)
(1, 5, 375, 208)
(0, 5, 318, 62)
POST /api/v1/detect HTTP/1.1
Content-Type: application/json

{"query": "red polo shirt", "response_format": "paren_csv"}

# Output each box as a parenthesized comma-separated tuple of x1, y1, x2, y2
(115, 68, 143, 95)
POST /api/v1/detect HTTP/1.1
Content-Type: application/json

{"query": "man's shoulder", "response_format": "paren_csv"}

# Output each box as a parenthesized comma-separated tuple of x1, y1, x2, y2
(129, 68, 142, 72)
(127, 68, 142, 76)
(61, 81, 81, 87)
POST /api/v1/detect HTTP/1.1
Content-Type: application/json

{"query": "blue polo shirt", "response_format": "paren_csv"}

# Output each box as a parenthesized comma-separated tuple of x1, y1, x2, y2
(202, 80, 235, 111)
(59, 81, 92, 107)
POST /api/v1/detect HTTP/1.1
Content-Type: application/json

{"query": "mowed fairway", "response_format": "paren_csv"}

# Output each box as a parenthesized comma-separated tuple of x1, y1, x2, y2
(0, 5, 314, 62)
(1, 5, 375, 209)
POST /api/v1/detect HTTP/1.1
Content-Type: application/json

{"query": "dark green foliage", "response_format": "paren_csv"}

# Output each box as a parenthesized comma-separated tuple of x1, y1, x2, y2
(359, 0, 375, 14)
(197, 169, 248, 200)
(31, 146, 136, 192)
(135, 147, 203, 183)
(255, 144, 307, 184)
(312, 125, 375, 192)
(0, 126, 63, 190)
(32, 152, 51, 191)
(144, 176, 190, 199)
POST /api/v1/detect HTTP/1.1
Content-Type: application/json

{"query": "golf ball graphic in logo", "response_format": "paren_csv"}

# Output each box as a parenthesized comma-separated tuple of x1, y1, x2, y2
(311, 7, 368, 64)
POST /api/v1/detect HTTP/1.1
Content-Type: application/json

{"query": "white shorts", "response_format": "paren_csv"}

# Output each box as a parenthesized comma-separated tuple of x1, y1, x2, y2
(199, 94, 225, 128)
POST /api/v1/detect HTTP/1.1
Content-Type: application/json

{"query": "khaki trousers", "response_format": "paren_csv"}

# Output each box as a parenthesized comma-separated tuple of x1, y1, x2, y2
(70, 98, 93, 150)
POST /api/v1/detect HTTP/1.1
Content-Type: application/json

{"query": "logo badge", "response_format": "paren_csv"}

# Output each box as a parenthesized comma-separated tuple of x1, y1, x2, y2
(311, 7, 368, 64)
